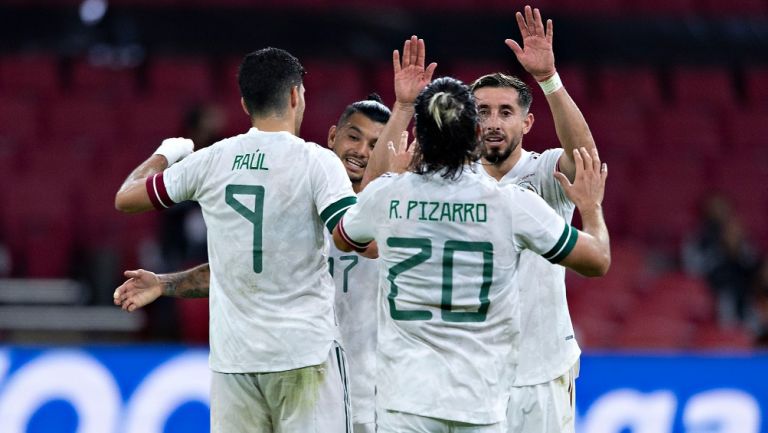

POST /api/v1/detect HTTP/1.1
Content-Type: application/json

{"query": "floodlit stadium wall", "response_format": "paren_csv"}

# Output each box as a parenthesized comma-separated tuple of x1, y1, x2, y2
(0, 346, 765, 433)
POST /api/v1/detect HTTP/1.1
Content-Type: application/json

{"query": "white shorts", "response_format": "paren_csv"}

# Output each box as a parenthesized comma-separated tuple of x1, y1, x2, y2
(378, 409, 506, 433)
(507, 362, 578, 433)
(210, 342, 352, 433)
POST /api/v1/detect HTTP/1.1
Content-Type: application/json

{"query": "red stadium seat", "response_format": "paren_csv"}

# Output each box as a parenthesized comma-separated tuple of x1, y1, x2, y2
(721, 108, 768, 158)
(0, 54, 60, 98)
(711, 157, 768, 247)
(49, 97, 119, 142)
(744, 67, 768, 108)
(586, 107, 648, 161)
(3, 176, 75, 278)
(68, 58, 138, 101)
(614, 315, 694, 349)
(0, 96, 40, 146)
(692, 323, 755, 350)
(641, 272, 716, 323)
(572, 315, 620, 349)
(301, 61, 364, 144)
(121, 97, 185, 146)
(146, 57, 214, 102)
(670, 67, 737, 109)
(649, 108, 722, 160)
(556, 65, 589, 108)
(627, 160, 708, 247)
(597, 66, 662, 110)
(177, 299, 210, 344)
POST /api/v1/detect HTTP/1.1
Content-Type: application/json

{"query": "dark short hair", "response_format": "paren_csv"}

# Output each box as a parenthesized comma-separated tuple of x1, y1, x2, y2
(411, 77, 480, 180)
(337, 93, 391, 126)
(238, 47, 305, 117)
(470, 72, 533, 112)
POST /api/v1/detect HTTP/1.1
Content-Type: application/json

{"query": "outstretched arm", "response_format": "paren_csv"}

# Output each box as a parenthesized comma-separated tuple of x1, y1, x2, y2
(361, 35, 436, 190)
(114, 138, 193, 212)
(555, 147, 610, 276)
(113, 263, 211, 312)
(506, 5, 595, 182)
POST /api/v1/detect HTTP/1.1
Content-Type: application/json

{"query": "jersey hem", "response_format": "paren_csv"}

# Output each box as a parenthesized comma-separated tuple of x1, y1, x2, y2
(512, 349, 581, 386)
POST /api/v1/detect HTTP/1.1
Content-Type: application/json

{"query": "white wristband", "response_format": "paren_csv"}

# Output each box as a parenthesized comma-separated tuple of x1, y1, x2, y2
(154, 137, 194, 165)
(537, 72, 563, 95)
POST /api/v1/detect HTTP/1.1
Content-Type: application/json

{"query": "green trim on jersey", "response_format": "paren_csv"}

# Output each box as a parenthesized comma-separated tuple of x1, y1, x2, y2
(321, 196, 357, 232)
(542, 224, 578, 264)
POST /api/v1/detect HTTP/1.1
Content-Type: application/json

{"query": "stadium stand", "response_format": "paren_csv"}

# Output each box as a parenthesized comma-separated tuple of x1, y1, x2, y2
(0, 2, 764, 350)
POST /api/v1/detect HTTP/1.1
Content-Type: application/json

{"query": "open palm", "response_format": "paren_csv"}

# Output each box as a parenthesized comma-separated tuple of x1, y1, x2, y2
(505, 5, 556, 82)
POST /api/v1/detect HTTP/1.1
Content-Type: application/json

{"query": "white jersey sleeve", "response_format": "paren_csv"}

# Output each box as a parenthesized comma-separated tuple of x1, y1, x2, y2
(311, 147, 359, 232)
(534, 148, 574, 218)
(507, 185, 578, 263)
(337, 174, 393, 250)
(147, 146, 217, 208)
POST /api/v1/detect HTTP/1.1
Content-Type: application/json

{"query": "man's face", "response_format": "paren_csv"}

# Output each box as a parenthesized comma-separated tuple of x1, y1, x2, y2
(328, 112, 385, 184)
(473, 86, 533, 165)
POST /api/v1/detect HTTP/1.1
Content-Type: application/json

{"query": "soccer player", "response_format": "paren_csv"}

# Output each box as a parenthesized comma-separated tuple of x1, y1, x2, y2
(333, 77, 610, 433)
(113, 47, 355, 433)
(114, 36, 435, 433)
(471, 6, 596, 433)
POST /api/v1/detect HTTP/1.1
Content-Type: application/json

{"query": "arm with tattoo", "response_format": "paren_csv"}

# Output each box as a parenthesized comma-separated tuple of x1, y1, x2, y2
(114, 263, 210, 312)
(160, 263, 211, 298)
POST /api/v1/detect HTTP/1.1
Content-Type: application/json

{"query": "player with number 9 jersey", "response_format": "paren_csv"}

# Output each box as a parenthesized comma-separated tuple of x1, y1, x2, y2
(155, 127, 356, 373)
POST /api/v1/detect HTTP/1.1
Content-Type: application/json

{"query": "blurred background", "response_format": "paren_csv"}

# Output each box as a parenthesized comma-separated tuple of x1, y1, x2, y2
(0, 0, 766, 432)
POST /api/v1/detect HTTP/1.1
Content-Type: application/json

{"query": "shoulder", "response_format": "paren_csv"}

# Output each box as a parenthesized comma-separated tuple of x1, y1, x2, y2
(361, 172, 398, 195)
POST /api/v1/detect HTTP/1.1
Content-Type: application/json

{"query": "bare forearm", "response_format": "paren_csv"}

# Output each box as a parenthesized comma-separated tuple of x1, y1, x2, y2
(361, 102, 415, 189)
(546, 88, 596, 180)
(576, 205, 611, 274)
(159, 263, 211, 298)
(115, 155, 169, 212)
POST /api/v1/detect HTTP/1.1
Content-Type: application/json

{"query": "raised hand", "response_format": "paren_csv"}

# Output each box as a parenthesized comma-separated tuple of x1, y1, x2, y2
(504, 5, 556, 82)
(388, 130, 417, 173)
(554, 147, 607, 211)
(113, 269, 163, 312)
(393, 35, 438, 107)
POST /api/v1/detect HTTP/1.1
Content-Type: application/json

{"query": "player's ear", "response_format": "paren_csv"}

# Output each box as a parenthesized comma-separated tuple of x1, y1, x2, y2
(327, 125, 338, 149)
(240, 97, 250, 116)
(289, 85, 299, 109)
(523, 112, 534, 135)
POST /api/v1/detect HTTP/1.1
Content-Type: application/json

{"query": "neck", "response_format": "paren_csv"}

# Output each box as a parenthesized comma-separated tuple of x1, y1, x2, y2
(252, 114, 297, 136)
(351, 180, 362, 194)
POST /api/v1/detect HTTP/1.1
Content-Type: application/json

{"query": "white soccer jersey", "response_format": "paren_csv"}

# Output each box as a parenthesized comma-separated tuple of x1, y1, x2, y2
(328, 239, 378, 424)
(147, 127, 356, 373)
(478, 148, 580, 386)
(337, 168, 578, 425)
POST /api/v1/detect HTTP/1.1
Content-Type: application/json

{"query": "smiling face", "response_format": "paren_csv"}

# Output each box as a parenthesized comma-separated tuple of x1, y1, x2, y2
(327, 112, 386, 191)
(473, 86, 533, 171)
